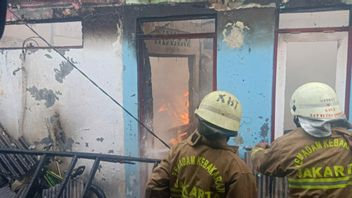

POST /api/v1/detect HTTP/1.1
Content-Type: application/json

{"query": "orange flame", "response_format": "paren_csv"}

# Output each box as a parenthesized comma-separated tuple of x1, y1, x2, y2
(180, 91, 190, 124)
(162, 90, 190, 145)
(180, 112, 189, 125)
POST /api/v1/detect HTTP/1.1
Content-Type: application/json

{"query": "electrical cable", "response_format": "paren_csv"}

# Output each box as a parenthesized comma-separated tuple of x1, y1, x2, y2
(8, 8, 170, 149)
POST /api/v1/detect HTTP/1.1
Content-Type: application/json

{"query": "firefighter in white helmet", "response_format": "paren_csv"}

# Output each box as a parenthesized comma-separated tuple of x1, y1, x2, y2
(146, 90, 257, 198)
(252, 82, 352, 197)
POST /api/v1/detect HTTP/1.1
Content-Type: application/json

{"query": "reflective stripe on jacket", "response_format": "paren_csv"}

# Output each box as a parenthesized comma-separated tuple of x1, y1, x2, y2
(146, 131, 257, 198)
(252, 127, 352, 197)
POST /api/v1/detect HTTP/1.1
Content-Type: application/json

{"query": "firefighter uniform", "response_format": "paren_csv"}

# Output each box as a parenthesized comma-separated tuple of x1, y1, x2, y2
(252, 82, 352, 197)
(146, 131, 257, 198)
(252, 127, 352, 197)
(145, 91, 257, 198)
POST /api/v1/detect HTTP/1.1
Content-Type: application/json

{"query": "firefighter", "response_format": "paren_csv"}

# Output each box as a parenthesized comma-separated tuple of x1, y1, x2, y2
(251, 82, 352, 197)
(145, 90, 257, 198)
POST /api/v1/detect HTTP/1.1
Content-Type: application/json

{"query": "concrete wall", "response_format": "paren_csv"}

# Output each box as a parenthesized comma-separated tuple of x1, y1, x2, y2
(121, 4, 216, 197)
(217, 8, 276, 156)
(2, 1, 352, 197)
(121, 3, 276, 196)
(0, 13, 125, 197)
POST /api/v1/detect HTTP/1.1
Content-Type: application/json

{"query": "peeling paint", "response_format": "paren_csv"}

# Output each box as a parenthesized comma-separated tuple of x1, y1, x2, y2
(19, 52, 26, 62)
(108, 149, 114, 153)
(12, 67, 23, 76)
(45, 113, 74, 151)
(56, 48, 70, 56)
(210, 2, 275, 11)
(40, 137, 52, 145)
(85, 142, 89, 147)
(27, 86, 59, 107)
(33, 137, 52, 150)
(260, 118, 270, 141)
(126, 174, 137, 196)
(54, 58, 75, 83)
(222, 21, 249, 49)
(96, 137, 104, 142)
(113, 19, 122, 56)
(98, 164, 102, 173)
(65, 138, 74, 151)
(45, 54, 53, 59)
(236, 3, 275, 9)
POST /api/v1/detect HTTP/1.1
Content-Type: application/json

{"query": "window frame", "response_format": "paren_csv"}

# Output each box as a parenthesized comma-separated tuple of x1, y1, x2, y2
(272, 9, 352, 139)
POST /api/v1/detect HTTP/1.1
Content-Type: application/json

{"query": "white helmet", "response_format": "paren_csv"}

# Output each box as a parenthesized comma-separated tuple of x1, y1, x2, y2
(290, 82, 343, 120)
(195, 91, 242, 133)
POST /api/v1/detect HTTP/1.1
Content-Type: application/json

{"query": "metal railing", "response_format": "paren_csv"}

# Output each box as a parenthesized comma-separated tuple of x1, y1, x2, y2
(0, 148, 160, 198)
(245, 151, 288, 198)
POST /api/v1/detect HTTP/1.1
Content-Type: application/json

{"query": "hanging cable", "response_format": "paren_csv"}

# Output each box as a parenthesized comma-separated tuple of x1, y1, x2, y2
(8, 9, 170, 149)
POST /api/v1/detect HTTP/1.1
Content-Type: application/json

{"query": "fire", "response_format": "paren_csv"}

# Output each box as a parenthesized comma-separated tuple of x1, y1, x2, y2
(157, 90, 190, 145)
(169, 132, 188, 146)
(180, 112, 189, 125)
(179, 91, 190, 124)
(157, 90, 190, 124)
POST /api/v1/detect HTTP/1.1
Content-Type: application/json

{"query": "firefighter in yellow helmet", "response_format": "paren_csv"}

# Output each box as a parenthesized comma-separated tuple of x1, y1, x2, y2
(251, 82, 352, 197)
(146, 91, 257, 198)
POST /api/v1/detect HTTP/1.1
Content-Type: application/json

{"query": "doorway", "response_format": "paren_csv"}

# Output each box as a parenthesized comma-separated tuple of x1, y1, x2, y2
(136, 16, 217, 194)
(274, 10, 350, 138)
(137, 16, 216, 155)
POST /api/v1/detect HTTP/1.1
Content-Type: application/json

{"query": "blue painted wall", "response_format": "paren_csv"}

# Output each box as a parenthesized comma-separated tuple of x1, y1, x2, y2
(121, 5, 277, 196)
(217, 8, 276, 157)
(121, 5, 215, 197)
(122, 39, 141, 197)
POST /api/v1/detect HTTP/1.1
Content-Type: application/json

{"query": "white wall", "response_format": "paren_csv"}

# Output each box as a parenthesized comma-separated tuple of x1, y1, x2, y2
(0, 23, 125, 197)
(284, 41, 338, 130)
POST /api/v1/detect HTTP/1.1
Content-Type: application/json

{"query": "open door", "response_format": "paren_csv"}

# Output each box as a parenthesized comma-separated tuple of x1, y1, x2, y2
(274, 10, 350, 138)
(137, 16, 216, 194)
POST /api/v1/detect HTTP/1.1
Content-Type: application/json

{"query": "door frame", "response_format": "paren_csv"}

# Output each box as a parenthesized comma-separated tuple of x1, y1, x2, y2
(271, 9, 352, 139)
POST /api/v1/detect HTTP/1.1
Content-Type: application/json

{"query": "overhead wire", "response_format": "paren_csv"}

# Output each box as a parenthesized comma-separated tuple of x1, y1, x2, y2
(8, 8, 170, 149)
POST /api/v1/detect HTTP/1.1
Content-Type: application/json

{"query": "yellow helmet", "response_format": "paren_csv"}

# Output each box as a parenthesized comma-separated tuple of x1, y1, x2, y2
(195, 91, 242, 133)
(290, 82, 343, 120)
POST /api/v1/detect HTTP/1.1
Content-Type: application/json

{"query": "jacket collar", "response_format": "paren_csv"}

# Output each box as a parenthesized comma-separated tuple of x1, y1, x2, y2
(186, 130, 237, 153)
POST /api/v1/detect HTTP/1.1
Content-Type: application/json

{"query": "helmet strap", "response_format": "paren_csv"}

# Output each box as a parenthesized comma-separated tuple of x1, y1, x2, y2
(198, 117, 237, 138)
(293, 116, 301, 128)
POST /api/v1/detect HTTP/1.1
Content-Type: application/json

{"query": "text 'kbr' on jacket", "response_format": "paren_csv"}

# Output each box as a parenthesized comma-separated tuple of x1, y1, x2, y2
(146, 131, 257, 198)
(252, 127, 352, 198)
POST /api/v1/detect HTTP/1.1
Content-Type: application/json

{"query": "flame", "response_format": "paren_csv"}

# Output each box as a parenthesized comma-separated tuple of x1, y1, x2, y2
(157, 90, 190, 145)
(159, 91, 189, 124)
(169, 132, 188, 146)
(180, 112, 189, 125)
(180, 91, 190, 124)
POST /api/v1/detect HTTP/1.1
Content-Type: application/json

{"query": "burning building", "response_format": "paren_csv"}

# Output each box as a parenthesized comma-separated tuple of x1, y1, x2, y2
(0, 0, 350, 197)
